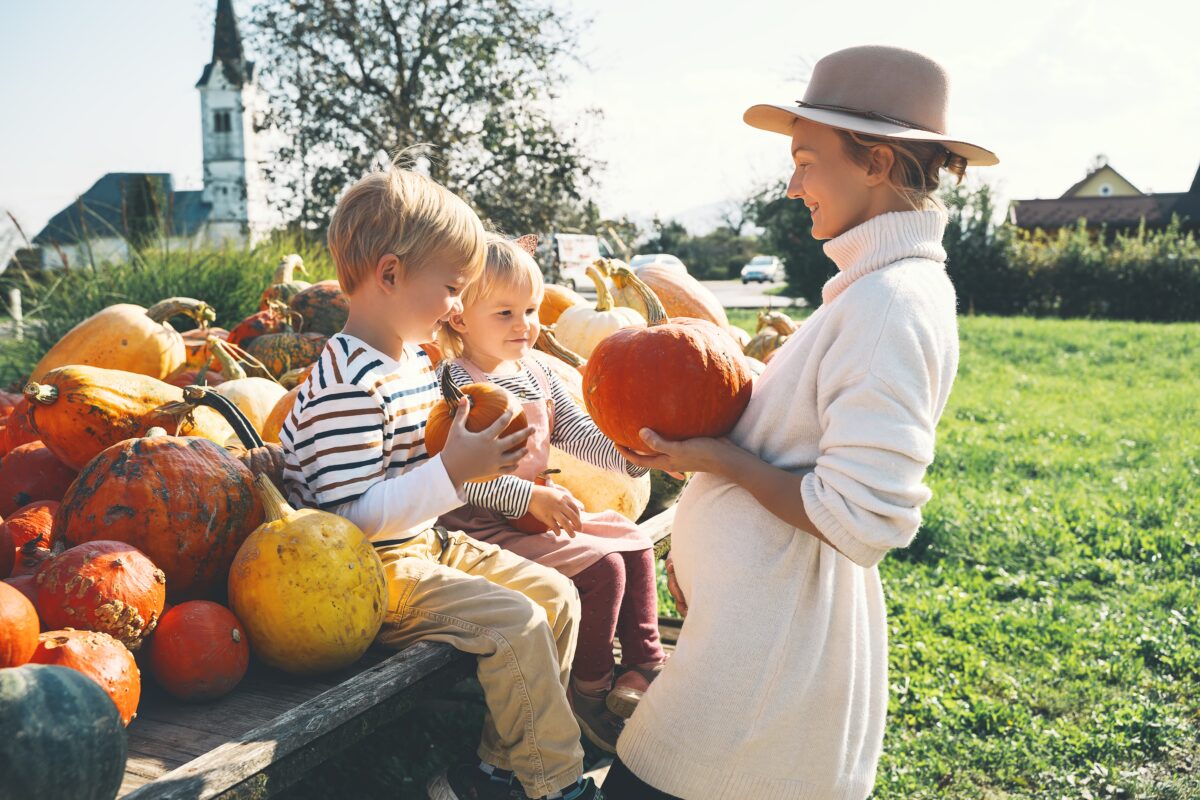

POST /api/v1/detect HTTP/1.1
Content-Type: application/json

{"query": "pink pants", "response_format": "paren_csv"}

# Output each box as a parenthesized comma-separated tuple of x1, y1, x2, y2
(570, 548, 666, 684)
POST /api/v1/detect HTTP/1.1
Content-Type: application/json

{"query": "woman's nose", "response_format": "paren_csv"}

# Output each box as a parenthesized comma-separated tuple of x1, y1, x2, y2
(787, 170, 806, 200)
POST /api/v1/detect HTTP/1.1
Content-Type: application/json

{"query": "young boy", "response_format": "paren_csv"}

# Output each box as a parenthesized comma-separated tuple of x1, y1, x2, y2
(280, 167, 603, 800)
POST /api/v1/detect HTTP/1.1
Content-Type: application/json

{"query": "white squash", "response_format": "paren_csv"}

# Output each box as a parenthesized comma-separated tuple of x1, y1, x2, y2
(555, 264, 644, 358)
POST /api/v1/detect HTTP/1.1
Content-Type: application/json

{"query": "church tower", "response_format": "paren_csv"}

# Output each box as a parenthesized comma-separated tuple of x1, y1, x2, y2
(196, 0, 266, 245)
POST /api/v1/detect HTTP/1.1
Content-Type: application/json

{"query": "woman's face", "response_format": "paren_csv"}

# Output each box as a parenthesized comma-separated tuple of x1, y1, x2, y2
(787, 118, 878, 240)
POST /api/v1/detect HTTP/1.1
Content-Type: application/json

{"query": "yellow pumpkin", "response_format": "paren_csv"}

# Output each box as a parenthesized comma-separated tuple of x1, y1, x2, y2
(554, 265, 644, 358)
(227, 476, 387, 675)
(31, 298, 216, 382)
(548, 446, 650, 523)
(743, 310, 798, 362)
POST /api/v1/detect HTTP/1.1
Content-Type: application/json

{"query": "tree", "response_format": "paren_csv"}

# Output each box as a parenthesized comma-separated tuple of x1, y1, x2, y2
(249, 0, 600, 234)
(750, 182, 828, 305)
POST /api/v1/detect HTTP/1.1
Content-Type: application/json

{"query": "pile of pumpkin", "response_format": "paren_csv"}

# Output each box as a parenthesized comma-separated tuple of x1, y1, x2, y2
(0, 259, 388, 800)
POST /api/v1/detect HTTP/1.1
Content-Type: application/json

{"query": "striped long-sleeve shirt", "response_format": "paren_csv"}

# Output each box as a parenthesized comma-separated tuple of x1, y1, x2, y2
(444, 359, 649, 519)
(280, 333, 463, 541)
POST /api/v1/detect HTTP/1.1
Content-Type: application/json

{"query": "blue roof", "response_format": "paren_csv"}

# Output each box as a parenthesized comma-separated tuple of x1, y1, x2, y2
(33, 173, 212, 246)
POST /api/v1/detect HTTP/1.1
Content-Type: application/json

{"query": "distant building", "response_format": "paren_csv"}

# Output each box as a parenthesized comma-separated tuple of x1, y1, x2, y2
(28, 0, 268, 269)
(1010, 157, 1200, 236)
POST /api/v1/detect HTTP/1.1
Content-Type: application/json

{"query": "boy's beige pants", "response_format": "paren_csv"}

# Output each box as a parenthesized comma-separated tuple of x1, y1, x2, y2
(374, 528, 584, 797)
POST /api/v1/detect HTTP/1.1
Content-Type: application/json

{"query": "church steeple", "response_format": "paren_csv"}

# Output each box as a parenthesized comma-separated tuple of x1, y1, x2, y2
(197, 0, 251, 88)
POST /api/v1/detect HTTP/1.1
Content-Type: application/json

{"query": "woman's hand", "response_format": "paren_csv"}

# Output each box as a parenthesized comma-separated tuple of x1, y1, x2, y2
(665, 555, 687, 618)
(615, 428, 731, 479)
(527, 484, 584, 538)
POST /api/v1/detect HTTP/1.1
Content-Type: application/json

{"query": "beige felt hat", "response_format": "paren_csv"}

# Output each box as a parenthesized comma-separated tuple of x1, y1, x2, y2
(744, 45, 998, 166)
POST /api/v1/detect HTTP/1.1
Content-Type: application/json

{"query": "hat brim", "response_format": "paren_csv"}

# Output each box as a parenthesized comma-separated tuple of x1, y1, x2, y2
(744, 103, 998, 167)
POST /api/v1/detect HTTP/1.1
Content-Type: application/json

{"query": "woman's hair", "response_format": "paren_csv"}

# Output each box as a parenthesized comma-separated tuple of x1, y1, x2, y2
(436, 234, 545, 359)
(836, 131, 968, 210)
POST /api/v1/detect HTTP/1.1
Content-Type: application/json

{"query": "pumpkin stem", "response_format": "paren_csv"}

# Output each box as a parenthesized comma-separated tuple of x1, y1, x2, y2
(182, 385, 265, 449)
(255, 473, 295, 523)
(273, 254, 305, 283)
(209, 337, 249, 381)
(146, 297, 217, 327)
(440, 366, 467, 412)
(759, 311, 797, 336)
(23, 382, 58, 405)
(535, 327, 586, 369)
(145, 427, 168, 438)
(586, 263, 615, 312)
(609, 264, 669, 326)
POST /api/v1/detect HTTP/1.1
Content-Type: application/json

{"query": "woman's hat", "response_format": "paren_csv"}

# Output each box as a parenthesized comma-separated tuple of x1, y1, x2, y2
(744, 45, 998, 166)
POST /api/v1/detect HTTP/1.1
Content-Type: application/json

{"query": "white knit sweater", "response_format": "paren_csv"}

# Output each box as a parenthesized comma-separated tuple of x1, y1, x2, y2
(617, 209, 959, 800)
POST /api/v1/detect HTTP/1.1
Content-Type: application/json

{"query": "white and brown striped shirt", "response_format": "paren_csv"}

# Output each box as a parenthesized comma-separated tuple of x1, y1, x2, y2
(280, 333, 462, 540)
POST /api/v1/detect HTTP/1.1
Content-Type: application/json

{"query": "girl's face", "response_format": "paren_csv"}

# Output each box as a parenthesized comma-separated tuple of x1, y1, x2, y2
(787, 118, 883, 240)
(455, 283, 543, 366)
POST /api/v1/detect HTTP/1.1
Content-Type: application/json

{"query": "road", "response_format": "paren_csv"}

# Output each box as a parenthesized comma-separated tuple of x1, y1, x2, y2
(576, 279, 805, 309)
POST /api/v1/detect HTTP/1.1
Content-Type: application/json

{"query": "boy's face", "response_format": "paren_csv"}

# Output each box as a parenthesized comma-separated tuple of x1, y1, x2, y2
(456, 283, 543, 365)
(391, 256, 472, 344)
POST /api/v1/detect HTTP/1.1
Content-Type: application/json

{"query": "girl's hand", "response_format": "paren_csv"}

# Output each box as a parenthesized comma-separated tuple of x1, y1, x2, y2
(665, 555, 687, 618)
(615, 428, 729, 479)
(527, 484, 584, 538)
(441, 400, 532, 487)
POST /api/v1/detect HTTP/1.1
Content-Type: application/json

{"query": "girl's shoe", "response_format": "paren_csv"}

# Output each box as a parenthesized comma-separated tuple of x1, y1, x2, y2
(568, 684, 623, 753)
(605, 662, 665, 719)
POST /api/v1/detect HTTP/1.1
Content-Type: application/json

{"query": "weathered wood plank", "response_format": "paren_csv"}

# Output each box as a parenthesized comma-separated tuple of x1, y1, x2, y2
(643, 504, 675, 558)
(121, 642, 471, 800)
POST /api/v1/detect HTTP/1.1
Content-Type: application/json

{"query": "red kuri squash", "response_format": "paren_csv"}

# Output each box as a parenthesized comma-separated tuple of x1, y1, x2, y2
(148, 601, 250, 701)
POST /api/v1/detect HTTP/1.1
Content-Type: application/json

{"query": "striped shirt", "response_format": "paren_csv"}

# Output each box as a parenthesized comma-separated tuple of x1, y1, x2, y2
(280, 334, 461, 539)
(444, 359, 648, 519)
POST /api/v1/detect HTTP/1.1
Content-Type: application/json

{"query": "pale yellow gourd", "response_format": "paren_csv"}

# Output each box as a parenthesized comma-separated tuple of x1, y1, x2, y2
(554, 264, 645, 358)
(548, 446, 651, 523)
(227, 476, 387, 675)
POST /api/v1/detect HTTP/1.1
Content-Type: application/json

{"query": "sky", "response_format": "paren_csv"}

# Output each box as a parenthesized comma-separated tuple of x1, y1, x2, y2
(1, 0, 1198, 241)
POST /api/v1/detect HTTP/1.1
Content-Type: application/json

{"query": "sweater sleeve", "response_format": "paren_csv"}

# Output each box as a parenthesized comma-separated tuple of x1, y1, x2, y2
(799, 291, 949, 568)
(461, 475, 535, 519)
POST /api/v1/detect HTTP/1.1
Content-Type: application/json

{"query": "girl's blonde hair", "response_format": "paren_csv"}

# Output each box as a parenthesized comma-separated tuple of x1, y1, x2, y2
(837, 131, 968, 210)
(327, 166, 487, 294)
(437, 235, 545, 359)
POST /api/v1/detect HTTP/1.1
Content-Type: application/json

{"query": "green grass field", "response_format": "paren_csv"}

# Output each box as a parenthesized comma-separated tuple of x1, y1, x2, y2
(277, 312, 1199, 799)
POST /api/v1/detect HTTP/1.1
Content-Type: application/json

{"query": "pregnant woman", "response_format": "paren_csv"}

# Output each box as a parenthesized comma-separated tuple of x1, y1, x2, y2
(606, 46, 997, 799)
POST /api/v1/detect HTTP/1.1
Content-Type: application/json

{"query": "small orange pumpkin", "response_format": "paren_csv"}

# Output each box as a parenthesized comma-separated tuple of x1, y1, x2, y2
(424, 369, 528, 482)
(148, 600, 249, 701)
(35, 541, 166, 650)
(30, 629, 141, 725)
(0, 581, 39, 666)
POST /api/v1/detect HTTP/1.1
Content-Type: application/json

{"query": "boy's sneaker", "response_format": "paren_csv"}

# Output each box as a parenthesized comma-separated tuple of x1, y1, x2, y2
(427, 760, 527, 800)
(605, 662, 665, 719)
(568, 684, 624, 754)
(548, 777, 604, 800)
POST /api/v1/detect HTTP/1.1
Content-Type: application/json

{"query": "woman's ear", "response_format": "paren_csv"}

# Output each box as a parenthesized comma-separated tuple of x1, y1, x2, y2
(864, 145, 896, 187)
(375, 254, 402, 291)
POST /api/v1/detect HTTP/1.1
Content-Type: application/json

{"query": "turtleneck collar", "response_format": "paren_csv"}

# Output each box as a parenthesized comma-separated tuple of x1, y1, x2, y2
(820, 208, 948, 304)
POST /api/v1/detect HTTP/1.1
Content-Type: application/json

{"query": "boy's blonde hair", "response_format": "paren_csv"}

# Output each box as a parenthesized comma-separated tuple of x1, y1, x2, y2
(837, 131, 968, 211)
(437, 235, 544, 359)
(327, 167, 487, 294)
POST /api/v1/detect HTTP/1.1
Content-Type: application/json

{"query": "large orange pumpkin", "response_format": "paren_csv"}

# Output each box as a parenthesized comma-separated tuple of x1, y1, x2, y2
(0, 581, 39, 666)
(23, 365, 236, 470)
(30, 297, 216, 382)
(630, 261, 729, 328)
(424, 369, 528, 482)
(35, 541, 166, 650)
(540, 284, 587, 326)
(148, 600, 249, 701)
(54, 429, 263, 601)
(583, 270, 752, 453)
(0, 442, 78, 517)
(30, 629, 141, 725)
(288, 280, 349, 336)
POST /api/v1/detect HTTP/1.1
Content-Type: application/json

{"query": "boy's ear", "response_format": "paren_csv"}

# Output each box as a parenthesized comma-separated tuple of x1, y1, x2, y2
(375, 254, 403, 291)
(445, 309, 468, 334)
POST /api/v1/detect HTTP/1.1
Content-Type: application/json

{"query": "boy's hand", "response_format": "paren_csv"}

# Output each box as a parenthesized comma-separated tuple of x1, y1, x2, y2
(441, 400, 532, 487)
(528, 484, 584, 538)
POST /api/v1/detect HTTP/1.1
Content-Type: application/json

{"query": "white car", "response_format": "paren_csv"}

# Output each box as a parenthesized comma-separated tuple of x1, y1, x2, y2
(741, 255, 784, 283)
(630, 253, 687, 274)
